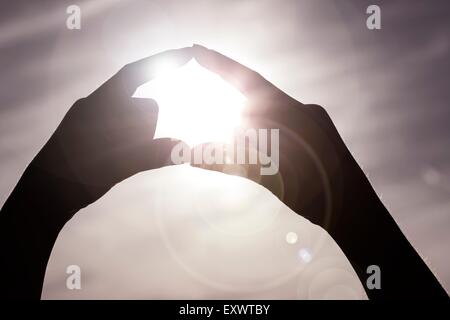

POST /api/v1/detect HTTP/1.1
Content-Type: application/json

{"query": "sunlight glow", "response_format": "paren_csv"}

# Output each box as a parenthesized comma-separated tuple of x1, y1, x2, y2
(134, 59, 246, 146)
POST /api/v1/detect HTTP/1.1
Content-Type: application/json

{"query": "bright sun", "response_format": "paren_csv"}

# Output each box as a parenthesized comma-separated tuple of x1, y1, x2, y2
(134, 59, 246, 147)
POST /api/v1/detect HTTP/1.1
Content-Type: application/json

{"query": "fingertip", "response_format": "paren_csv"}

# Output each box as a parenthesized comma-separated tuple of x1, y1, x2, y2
(148, 138, 178, 168)
(193, 43, 208, 50)
(192, 44, 212, 58)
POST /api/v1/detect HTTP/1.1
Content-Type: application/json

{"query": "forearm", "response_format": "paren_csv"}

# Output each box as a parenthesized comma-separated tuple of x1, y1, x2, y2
(331, 162, 448, 300)
(0, 200, 62, 299)
(0, 164, 83, 299)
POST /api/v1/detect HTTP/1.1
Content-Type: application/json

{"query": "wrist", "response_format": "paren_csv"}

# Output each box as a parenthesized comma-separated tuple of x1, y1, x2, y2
(327, 159, 448, 299)
(328, 155, 388, 249)
(3, 163, 92, 229)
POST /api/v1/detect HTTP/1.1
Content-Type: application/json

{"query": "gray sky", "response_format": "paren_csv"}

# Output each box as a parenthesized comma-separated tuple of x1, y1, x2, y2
(1, 0, 449, 298)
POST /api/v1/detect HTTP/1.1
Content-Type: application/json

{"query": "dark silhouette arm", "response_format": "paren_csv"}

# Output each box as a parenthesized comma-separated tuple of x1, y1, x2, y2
(328, 152, 448, 299)
(0, 164, 83, 299)
(191, 44, 448, 299)
(0, 48, 193, 299)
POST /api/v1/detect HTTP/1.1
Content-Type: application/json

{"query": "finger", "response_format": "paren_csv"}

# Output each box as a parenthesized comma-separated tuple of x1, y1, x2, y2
(190, 142, 229, 172)
(192, 44, 277, 98)
(98, 47, 193, 98)
(189, 142, 262, 182)
(146, 138, 186, 169)
(190, 142, 283, 199)
(114, 138, 187, 182)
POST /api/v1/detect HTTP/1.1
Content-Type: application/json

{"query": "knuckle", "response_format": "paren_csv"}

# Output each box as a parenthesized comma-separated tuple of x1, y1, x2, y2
(71, 98, 87, 110)
(306, 104, 329, 119)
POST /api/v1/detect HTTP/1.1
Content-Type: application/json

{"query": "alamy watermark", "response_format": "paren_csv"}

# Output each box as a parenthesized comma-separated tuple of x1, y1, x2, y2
(171, 128, 280, 175)
(66, 5, 81, 30)
(366, 5, 381, 30)
(66, 264, 81, 290)
(366, 265, 381, 290)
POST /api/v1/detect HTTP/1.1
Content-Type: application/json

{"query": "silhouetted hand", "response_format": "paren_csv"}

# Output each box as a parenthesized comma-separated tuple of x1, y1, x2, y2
(191, 45, 448, 300)
(191, 44, 354, 231)
(0, 48, 193, 299)
(1, 44, 447, 300)
(31, 48, 193, 216)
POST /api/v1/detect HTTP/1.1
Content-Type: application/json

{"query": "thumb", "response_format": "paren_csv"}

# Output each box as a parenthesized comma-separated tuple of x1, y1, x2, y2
(190, 142, 261, 181)
(190, 142, 283, 199)
(147, 138, 190, 169)
(113, 138, 189, 182)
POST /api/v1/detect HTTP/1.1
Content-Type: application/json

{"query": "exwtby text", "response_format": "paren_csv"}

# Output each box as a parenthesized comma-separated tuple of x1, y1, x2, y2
(179, 304, 271, 317)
